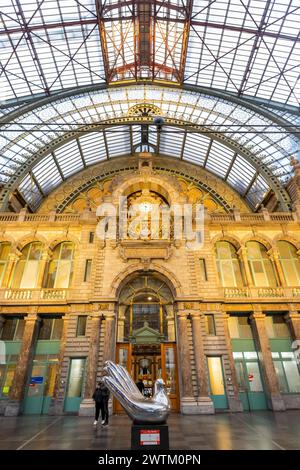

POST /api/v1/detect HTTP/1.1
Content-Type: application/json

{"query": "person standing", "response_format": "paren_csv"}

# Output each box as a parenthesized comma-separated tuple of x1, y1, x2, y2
(92, 379, 110, 426)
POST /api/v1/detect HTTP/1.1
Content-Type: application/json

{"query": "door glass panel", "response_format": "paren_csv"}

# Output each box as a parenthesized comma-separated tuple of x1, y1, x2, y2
(66, 358, 85, 397)
(44, 363, 58, 397)
(208, 357, 225, 395)
(246, 362, 263, 392)
(164, 346, 176, 395)
(235, 361, 248, 391)
(27, 364, 46, 397)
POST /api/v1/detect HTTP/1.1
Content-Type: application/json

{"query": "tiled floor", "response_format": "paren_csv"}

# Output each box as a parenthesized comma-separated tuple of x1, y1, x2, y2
(0, 411, 300, 450)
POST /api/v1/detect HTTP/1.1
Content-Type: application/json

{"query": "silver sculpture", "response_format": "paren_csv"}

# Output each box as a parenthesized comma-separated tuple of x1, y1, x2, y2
(103, 360, 170, 424)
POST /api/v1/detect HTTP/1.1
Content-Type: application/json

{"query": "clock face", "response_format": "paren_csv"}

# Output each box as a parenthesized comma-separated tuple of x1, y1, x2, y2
(139, 202, 152, 213)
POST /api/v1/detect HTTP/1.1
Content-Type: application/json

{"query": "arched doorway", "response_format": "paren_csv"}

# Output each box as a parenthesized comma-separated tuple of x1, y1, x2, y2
(115, 272, 180, 412)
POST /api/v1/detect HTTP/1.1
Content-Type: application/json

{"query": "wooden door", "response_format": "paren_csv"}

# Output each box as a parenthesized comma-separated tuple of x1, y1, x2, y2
(161, 343, 179, 411)
(114, 343, 132, 414)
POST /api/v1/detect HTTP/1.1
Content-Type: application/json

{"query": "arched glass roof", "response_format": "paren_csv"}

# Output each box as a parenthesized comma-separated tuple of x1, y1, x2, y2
(1, 0, 299, 106)
(0, 85, 298, 211)
(0, 1, 299, 212)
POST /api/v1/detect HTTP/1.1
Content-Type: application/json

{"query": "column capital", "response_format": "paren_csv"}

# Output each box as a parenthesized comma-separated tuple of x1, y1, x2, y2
(104, 312, 116, 320)
(177, 311, 189, 320)
(190, 312, 203, 320)
(250, 312, 266, 322)
(25, 313, 40, 323)
(285, 312, 300, 321)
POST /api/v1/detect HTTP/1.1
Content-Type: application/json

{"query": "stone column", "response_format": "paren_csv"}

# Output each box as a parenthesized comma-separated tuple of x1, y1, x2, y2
(285, 309, 300, 340)
(176, 310, 197, 413)
(79, 312, 102, 416)
(102, 312, 116, 365)
(48, 314, 71, 415)
(268, 248, 286, 287)
(117, 305, 126, 342)
(2, 252, 21, 288)
(5, 312, 40, 416)
(191, 313, 214, 413)
(238, 246, 253, 287)
(250, 311, 285, 411)
(222, 312, 243, 411)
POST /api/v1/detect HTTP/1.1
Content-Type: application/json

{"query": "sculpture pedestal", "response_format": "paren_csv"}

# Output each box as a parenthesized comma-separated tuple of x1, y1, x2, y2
(131, 424, 169, 450)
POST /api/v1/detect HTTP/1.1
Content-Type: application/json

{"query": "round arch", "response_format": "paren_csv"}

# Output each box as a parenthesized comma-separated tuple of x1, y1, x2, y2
(110, 263, 183, 300)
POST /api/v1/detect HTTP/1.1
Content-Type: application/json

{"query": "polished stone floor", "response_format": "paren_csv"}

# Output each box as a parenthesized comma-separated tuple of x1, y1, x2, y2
(0, 411, 300, 450)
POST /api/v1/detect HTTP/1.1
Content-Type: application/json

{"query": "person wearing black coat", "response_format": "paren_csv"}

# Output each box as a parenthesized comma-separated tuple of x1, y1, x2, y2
(92, 380, 110, 426)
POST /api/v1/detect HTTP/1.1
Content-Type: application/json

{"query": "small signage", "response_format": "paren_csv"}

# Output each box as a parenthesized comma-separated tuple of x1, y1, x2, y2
(30, 376, 43, 385)
(248, 374, 254, 382)
(140, 430, 160, 446)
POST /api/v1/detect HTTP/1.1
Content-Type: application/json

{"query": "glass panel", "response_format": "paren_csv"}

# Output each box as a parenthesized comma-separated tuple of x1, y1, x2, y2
(208, 357, 225, 395)
(235, 361, 248, 391)
(244, 352, 258, 360)
(54, 260, 72, 288)
(44, 364, 58, 397)
(274, 361, 289, 393)
(216, 242, 243, 287)
(247, 242, 277, 287)
(84, 260, 92, 282)
(51, 319, 63, 340)
(20, 260, 40, 288)
(246, 362, 263, 392)
(38, 319, 53, 340)
(76, 317, 87, 337)
(205, 315, 216, 335)
(228, 317, 239, 339)
(199, 258, 207, 282)
(14, 319, 25, 341)
(67, 359, 85, 398)
(278, 241, 300, 286)
(238, 317, 252, 338)
(132, 304, 160, 332)
(164, 347, 176, 395)
(1, 319, 18, 340)
(283, 361, 300, 393)
(117, 348, 128, 368)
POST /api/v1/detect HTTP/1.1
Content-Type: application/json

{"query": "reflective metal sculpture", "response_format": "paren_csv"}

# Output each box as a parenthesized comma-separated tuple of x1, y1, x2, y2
(103, 360, 170, 424)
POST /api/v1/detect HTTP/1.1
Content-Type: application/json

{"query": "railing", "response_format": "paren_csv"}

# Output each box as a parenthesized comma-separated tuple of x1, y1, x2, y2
(270, 213, 294, 222)
(224, 286, 291, 299)
(240, 214, 265, 222)
(1, 288, 67, 301)
(0, 210, 297, 224)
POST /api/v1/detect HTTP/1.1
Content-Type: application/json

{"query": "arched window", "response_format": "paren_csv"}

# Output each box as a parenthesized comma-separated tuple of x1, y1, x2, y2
(11, 242, 43, 288)
(246, 241, 277, 287)
(277, 241, 300, 286)
(44, 242, 74, 288)
(0, 243, 11, 287)
(215, 241, 243, 287)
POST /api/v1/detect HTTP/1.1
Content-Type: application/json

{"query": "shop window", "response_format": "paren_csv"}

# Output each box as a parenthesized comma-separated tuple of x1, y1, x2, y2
(38, 318, 63, 340)
(277, 241, 300, 286)
(0, 243, 11, 287)
(84, 259, 92, 282)
(265, 315, 290, 339)
(11, 242, 43, 288)
(272, 352, 300, 393)
(0, 357, 17, 398)
(44, 242, 74, 289)
(246, 241, 277, 287)
(76, 316, 87, 337)
(0, 317, 25, 341)
(205, 315, 216, 335)
(215, 241, 243, 287)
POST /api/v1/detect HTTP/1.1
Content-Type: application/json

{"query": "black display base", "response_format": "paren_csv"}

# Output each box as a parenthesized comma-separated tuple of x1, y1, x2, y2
(131, 423, 169, 450)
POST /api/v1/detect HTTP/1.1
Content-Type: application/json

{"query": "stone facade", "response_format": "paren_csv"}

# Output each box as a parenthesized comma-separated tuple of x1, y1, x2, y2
(0, 162, 300, 416)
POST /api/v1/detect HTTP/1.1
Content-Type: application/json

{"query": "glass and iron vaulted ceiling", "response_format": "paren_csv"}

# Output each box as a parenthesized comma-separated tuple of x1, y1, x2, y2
(0, 0, 300, 212)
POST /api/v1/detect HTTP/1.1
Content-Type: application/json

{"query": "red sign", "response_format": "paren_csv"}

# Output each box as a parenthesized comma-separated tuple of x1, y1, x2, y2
(248, 374, 254, 382)
(140, 430, 160, 446)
